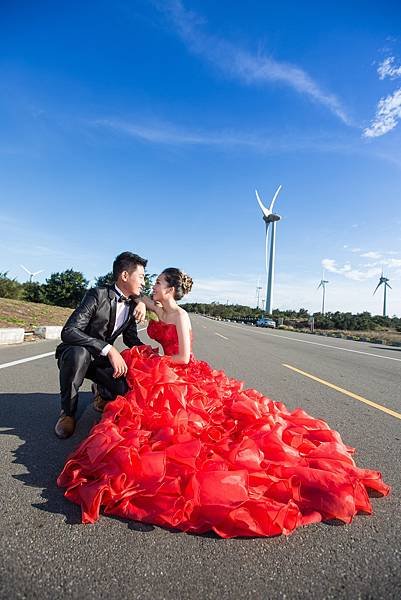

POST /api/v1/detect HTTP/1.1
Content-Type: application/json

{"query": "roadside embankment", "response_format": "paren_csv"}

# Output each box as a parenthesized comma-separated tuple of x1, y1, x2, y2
(0, 298, 72, 343)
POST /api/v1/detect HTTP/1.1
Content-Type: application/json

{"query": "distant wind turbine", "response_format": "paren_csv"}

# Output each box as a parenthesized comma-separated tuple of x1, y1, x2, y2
(255, 185, 282, 314)
(20, 264, 44, 283)
(317, 272, 329, 315)
(255, 276, 263, 309)
(373, 273, 391, 317)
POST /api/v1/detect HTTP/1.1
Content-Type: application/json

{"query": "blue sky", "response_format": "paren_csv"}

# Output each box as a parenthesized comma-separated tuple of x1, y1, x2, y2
(1, 0, 401, 315)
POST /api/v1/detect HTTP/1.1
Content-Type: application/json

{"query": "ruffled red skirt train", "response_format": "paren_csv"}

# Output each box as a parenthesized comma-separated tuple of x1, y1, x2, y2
(58, 345, 389, 537)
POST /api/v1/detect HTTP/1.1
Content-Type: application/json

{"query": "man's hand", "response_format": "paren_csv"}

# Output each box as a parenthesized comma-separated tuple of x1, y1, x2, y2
(107, 346, 128, 378)
(134, 300, 146, 323)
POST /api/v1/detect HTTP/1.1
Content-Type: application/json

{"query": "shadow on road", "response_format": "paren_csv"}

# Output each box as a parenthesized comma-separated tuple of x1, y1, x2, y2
(0, 392, 100, 524)
(370, 345, 401, 352)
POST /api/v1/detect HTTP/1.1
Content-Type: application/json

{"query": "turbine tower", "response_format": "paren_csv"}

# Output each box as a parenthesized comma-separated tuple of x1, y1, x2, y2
(255, 276, 263, 309)
(317, 273, 329, 315)
(373, 273, 391, 317)
(255, 185, 282, 314)
(20, 264, 44, 283)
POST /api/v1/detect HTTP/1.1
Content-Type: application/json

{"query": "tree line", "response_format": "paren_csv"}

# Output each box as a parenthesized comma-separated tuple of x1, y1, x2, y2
(0, 270, 154, 308)
(1, 271, 400, 331)
(180, 302, 401, 332)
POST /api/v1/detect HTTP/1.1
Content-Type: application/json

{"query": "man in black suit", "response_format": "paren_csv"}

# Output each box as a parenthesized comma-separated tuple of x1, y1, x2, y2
(54, 251, 147, 439)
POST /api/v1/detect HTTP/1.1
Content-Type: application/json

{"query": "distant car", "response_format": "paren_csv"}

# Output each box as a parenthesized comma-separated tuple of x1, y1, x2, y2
(255, 317, 276, 328)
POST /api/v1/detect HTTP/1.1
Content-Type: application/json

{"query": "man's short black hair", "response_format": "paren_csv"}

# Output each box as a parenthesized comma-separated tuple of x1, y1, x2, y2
(113, 252, 148, 280)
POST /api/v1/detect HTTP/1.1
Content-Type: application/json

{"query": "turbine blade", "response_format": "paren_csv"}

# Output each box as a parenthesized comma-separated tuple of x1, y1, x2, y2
(269, 184, 282, 212)
(373, 282, 382, 295)
(32, 270, 44, 276)
(386, 282, 392, 289)
(20, 264, 31, 275)
(255, 189, 270, 217)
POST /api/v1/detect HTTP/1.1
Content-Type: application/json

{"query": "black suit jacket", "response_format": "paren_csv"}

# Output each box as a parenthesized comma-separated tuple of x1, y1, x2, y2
(55, 286, 143, 359)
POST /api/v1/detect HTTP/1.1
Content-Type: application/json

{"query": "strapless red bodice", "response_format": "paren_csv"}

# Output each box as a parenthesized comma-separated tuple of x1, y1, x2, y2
(147, 319, 181, 356)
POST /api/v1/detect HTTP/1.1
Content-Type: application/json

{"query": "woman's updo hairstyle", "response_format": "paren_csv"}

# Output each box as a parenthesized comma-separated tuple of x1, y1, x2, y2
(162, 268, 193, 301)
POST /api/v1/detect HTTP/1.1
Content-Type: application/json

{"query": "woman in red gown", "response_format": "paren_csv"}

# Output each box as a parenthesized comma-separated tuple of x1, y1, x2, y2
(58, 268, 389, 537)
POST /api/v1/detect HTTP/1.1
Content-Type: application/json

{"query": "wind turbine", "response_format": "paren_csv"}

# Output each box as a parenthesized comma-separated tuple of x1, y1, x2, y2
(255, 276, 263, 309)
(373, 273, 391, 317)
(255, 185, 282, 314)
(317, 272, 329, 315)
(20, 264, 44, 283)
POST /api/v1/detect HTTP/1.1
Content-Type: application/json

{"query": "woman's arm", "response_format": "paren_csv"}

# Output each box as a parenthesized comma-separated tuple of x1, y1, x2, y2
(169, 311, 191, 364)
(137, 295, 164, 319)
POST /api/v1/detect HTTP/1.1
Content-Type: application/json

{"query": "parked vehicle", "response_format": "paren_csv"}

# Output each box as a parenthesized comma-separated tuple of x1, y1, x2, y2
(255, 317, 276, 328)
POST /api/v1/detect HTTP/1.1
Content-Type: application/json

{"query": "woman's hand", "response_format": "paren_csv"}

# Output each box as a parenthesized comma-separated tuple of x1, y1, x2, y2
(137, 294, 164, 318)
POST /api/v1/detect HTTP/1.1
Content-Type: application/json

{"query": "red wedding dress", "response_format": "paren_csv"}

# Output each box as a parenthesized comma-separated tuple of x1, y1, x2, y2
(57, 320, 389, 537)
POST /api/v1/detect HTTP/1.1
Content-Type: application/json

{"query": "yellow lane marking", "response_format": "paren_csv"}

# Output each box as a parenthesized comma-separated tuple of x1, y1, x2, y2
(283, 363, 401, 421)
(215, 332, 229, 340)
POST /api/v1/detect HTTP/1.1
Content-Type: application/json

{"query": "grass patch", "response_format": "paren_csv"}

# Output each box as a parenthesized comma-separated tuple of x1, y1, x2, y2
(0, 298, 73, 330)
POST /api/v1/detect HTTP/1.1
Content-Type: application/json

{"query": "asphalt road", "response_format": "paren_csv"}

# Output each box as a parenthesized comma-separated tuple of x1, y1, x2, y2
(0, 314, 400, 600)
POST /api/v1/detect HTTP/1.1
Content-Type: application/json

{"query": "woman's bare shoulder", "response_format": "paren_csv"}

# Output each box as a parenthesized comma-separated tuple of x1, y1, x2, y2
(175, 307, 191, 327)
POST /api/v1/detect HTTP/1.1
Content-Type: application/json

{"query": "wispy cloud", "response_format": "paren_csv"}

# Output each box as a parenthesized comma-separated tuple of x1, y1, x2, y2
(92, 117, 273, 148)
(88, 115, 401, 171)
(364, 56, 401, 138)
(322, 258, 382, 281)
(364, 258, 401, 269)
(90, 117, 358, 154)
(343, 246, 362, 252)
(378, 56, 401, 79)
(364, 88, 401, 138)
(360, 251, 383, 259)
(323, 246, 401, 283)
(154, 0, 351, 125)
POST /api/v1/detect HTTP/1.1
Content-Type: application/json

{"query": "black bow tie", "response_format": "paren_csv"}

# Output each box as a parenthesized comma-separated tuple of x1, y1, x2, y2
(114, 289, 132, 305)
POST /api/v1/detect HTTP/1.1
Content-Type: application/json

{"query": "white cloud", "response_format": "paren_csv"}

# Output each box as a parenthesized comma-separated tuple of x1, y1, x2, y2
(365, 258, 401, 269)
(378, 56, 401, 80)
(92, 117, 275, 149)
(360, 251, 383, 259)
(91, 117, 358, 154)
(155, 0, 350, 125)
(363, 87, 401, 138)
(322, 258, 381, 281)
(364, 55, 401, 138)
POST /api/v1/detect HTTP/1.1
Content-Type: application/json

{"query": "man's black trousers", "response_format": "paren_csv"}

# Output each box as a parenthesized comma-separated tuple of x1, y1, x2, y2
(57, 345, 129, 415)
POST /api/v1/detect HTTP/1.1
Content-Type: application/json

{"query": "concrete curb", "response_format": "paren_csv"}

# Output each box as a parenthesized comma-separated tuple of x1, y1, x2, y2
(0, 326, 62, 344)
(34, 326, 63, 340)
(0, 328, 25, 344)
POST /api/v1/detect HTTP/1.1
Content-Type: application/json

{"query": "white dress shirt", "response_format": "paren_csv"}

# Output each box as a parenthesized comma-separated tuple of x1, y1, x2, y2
(101, 285, 130, 357)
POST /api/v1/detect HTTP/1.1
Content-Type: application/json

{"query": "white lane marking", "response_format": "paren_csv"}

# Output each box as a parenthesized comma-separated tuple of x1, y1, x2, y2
(215, 332, 229, 340)
(0, 352, 55, 370)
(0, 326, 148, 370)
(212, 321, 401, 363)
